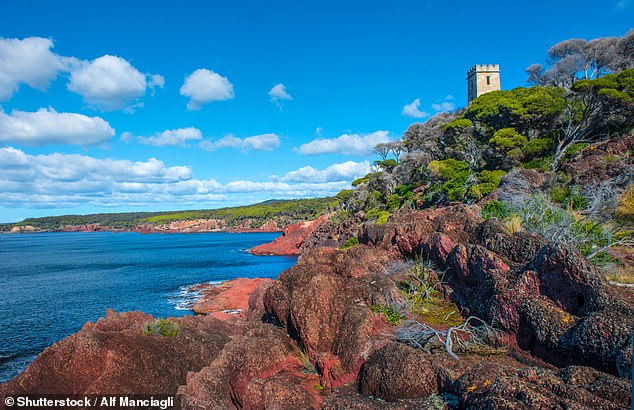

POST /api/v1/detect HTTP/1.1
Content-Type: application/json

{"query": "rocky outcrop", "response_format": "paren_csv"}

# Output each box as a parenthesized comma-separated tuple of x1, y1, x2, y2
(250, 214, 332, 256)
(358, 206, 632, 378)
(563, 134, 634, 188)
(2, 205, 632, 409)
(301, 213, 363, 251)
(0, 310, 233, 396)
(263, 245, 396, 390)
(192, 277, 272, 322)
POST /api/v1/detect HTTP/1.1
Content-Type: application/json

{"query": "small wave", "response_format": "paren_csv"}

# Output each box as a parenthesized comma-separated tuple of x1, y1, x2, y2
(167, 280, 224, 311)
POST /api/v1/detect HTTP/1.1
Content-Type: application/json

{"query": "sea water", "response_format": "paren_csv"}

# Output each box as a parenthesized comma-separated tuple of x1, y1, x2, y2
(0, 231, 295, 383)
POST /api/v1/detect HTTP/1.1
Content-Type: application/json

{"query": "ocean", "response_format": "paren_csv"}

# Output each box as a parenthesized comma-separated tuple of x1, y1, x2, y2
(0, 231, 296, 383)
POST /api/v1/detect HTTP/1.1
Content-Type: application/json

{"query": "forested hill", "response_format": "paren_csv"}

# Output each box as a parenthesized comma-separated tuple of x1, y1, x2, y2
(0, 197, 335, 232)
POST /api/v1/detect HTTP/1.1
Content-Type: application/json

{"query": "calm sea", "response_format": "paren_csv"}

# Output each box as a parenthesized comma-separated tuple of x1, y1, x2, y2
(0, 231, 295, 383)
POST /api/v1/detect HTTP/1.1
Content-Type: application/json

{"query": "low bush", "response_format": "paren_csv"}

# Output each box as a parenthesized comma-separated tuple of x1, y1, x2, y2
(340, 236, 359, 250)
(145, 318, 179, 336)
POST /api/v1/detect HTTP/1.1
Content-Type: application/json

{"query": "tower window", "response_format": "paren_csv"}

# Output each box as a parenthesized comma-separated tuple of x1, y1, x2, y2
(486, 76, 491, 85)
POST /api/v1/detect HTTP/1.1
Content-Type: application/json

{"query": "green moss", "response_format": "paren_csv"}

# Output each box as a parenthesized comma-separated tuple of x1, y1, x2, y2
(145, 318, 179, 336)
(407, 295, 463, 327)
(370, 304, 401, 326)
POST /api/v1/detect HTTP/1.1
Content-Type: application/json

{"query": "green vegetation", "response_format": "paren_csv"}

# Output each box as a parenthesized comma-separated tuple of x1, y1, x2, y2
(481, 200, 512, 220)
(144, 318, 179, 336)
(370, 304, 401, 326)
(5, 197, 334, 231)
(393, 258, 464, 327)
(489, 128, 528, 151)
(365, 209, 390, 225)
(340, 236, 359, 250)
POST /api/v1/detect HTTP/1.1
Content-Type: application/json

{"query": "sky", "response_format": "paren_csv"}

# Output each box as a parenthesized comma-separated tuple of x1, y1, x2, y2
(0, 1, 632, 223)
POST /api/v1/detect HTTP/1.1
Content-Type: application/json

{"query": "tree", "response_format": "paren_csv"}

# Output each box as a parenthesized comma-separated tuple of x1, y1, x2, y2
(373, 143, 391, 161)
(388, 140, 405, 162)
(526, 31, 634, 87)
(551, 69, 634, 170)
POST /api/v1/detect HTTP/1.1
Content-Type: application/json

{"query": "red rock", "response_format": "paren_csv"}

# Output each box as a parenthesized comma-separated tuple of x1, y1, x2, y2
(191, 277, 272, 322)
(250, 213, 332, 256)
(0, 311, 233, 396)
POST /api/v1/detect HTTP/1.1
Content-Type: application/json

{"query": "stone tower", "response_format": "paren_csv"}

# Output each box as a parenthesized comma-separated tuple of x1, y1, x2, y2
(467, 64, 500, 103)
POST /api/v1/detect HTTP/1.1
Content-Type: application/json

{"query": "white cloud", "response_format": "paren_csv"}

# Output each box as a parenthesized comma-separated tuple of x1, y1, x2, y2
(148, 74, 165, 90)
(616, 0, 631, 8)
(199, 133, 280, 152)
(268, 83, 292, 107)
(180, 69, 234, 110)
(401, 98, 429, 119)
(68, 55, 158, 111)
(0, 37, 71, 100)
(296, 131, 390, 156)
(0, 148, 352, 209)
(0, 108, 115, 146)
(137, 127, 203, 147)
(431, 101, 456, 112)
(0, 38, 161, 110)
(280, 160, 371, 183)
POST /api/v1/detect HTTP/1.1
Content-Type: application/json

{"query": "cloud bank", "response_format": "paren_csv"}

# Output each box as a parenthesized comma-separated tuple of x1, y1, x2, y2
(0, 148, 354, 209)
(0, 108, 115, 146)
(297, 131, 390, 156)
(136, 127, 203, 147)
(199, 133, 280, 152)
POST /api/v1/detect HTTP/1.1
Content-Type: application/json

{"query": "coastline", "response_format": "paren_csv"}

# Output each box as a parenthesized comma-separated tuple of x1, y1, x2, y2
(2, 206, 631, 409)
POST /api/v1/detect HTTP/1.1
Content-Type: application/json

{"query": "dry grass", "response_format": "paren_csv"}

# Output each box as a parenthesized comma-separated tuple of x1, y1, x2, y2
(617, 184, 634, 223)
(505, 214, 522, 233)
(606, 267, 634, 284)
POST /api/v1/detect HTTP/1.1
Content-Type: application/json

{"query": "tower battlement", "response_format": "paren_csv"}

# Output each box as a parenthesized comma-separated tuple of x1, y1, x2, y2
(467, 64, 501, 103)
(467, 64, 500, 78)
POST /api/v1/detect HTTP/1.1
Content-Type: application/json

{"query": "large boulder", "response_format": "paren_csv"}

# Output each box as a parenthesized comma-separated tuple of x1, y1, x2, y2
(0, 310, 232, 396)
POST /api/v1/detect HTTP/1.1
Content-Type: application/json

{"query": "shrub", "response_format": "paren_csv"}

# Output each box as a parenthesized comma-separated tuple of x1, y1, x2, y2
(523, 137, 554, 157)
(340, 236, 359, 250)
(145, 318, 179, 336)
(335, 189, 353, 201)
(442, 117, 473, 131)
(481, 199, 512, 220)
(395, 184, 413, 196)
(489, 128, 528, 150)
(469, 182, 497, 199)
(428, 159, 468, 179)
(370, 304, 401, 326)
(386, 193, 401, 212)
(480, 170, 507, 186)
(564, 143, 589, 160)
(365, 209, 390, 225)
(522, 157, 552, 171)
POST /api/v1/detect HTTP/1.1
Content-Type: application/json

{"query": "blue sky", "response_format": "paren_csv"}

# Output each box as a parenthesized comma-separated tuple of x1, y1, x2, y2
(0, 0, 632, 222)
